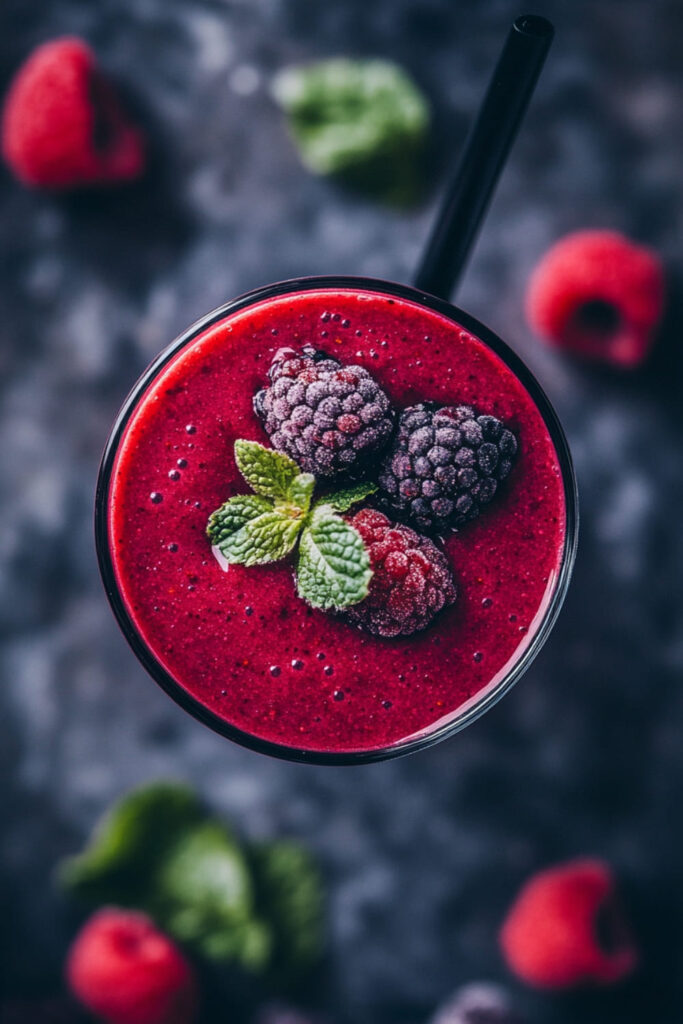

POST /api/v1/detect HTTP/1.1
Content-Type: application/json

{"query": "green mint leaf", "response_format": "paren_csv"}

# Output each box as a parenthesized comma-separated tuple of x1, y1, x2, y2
(296, 506, 372, 610)
(58, 782, 203, 906)
(272, 59, 430, 205)
(235, 439, 300, 500)
(218, 508, 304, 566)
(286, 472, 315, 513)
(248, 840, 325, 983)
(319, 481, 377, 514)
(207, 494, 273, 547)
(154, 821, 271, 972)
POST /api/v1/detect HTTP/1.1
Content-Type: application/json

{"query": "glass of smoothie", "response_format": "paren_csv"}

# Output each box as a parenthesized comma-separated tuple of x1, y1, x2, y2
(96, 16, 577, 763)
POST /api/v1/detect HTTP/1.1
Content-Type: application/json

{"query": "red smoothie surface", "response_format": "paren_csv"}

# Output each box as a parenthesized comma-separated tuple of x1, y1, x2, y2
(108, 288, 566, 754)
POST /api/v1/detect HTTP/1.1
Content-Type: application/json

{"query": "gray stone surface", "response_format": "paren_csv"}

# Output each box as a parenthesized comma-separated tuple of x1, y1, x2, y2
(1, 1, 682, 1021)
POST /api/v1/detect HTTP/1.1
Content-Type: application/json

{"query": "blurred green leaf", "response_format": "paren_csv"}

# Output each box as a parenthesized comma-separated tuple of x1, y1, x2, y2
(155, 821, 272, 972)
(59, 782, 325, 986)
(249, 840, 325, 981)
(59, 781, 202, 905)
(272, 58, 430, 205)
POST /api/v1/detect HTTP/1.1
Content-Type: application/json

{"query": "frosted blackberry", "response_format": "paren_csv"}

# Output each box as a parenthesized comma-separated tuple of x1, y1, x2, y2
(253, 346, 394, 479)
(343, 509, 457, 637)
(378, 403, 518, 532)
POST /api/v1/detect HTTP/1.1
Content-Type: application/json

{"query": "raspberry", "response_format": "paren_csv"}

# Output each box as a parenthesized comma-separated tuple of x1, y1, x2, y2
(2, 38, 145, 189)
(344, 508, 456, 636)
(431, 983, 523, 1024)
(66, 908, 197, 1024)
(525, 230, 665, 368)
(253, 346, 394, 479)
(499, 859, 638, 989)
(378, 404, 517, 533)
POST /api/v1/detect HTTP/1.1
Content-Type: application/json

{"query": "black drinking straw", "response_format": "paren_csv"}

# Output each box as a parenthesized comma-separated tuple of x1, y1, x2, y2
(414, 14, 554, 300)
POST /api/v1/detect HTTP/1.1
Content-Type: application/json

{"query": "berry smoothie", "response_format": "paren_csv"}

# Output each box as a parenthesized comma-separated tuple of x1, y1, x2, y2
(100, 282, 572, 759)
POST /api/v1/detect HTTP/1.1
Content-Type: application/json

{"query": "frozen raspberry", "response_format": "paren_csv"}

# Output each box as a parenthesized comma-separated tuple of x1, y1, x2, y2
(2, 38, 145, 189)
(526, 230, 665, 368)
(253, 346, 394, 479)
(378, 403, 517, 533)
(431, 983, 523, 1024)
(66, 908, 197, 1024)
(499, 859, 638, 989)
(344, 508, 456, 637)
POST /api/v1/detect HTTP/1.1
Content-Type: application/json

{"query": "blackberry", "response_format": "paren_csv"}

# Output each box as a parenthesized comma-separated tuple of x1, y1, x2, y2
(254, 346, 394, 479)
(344, 509, 456, 637)
(378, 403, 518, 532)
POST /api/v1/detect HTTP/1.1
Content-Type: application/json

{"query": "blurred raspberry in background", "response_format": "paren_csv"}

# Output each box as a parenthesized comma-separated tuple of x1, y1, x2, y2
(2, 37, 145, 189)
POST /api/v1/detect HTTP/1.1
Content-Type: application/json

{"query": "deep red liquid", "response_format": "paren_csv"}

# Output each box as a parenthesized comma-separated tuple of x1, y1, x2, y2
(108, 289, 565, 754)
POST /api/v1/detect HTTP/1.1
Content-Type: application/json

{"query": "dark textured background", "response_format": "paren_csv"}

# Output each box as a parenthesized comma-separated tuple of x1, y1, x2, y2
(1, 1, 682, 1021)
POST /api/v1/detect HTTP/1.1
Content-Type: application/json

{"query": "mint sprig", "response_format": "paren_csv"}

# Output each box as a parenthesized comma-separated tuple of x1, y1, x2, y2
(317, 481, 377, 513)
(59, 782, 324, 984)
(288, 471, 315, 512)
(297, 505, 371, 610)
(217, 508, 304, 566)
(207, 494, 273, 546)
(207, 441, 375, 610)
(234, 440, 301, 501)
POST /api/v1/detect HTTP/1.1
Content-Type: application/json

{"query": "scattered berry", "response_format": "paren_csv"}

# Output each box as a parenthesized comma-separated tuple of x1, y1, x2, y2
(66, 908, 197, 1024)
(525, 230, 665, 368)
(2, 38, 145, 189)
(499, 858, 638, 989)
(344, 508, 456, 637)
(431, 983, 523, 1024)
(254, 346, 394, 479)
(378, 403, 517, 533)
(256, 1005, 325, 1024)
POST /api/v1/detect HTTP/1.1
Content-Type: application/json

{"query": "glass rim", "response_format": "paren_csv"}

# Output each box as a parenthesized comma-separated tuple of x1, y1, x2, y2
(95, 275, 579, 766)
